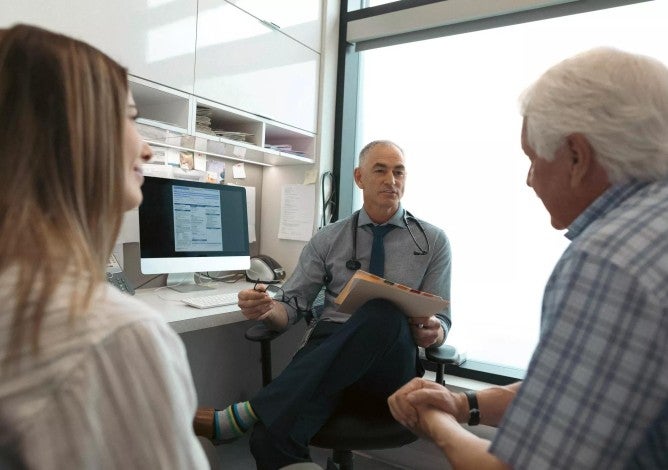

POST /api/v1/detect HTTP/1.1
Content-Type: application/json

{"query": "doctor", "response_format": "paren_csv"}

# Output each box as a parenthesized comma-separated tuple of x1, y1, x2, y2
(196, 140, 452, 469)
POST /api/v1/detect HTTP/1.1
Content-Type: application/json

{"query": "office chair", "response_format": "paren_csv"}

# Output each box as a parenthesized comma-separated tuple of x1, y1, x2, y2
(245, 313, 460, 470)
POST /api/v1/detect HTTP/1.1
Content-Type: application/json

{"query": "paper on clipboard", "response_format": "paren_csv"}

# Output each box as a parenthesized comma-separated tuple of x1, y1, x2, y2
(335, 270, 448, 317)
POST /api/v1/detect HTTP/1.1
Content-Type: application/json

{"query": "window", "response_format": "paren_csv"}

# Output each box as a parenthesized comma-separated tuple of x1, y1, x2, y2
(346, 1, 668, 371)
(348, 0, 403, 11)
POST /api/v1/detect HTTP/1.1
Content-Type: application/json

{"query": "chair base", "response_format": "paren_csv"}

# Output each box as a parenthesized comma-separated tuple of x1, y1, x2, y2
(329, 450, 353, 470)
(310, 393, 417, 470)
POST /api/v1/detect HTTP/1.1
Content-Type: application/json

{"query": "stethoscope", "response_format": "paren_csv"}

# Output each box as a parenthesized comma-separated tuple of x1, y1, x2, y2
(345, 209, 430, 271)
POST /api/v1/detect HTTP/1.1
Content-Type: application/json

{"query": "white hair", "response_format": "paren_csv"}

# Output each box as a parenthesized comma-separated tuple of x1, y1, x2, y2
(520, 47, 668, 183)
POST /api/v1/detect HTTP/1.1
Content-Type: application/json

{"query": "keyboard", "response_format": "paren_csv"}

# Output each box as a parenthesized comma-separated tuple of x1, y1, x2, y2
(181, 292, 239, 309)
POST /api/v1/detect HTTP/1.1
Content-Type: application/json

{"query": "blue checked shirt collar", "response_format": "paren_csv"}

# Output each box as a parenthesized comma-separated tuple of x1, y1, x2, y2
(565, 181, 650, 241)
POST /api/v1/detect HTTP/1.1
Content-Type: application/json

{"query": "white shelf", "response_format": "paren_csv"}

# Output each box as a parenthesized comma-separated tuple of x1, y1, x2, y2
(131, 78, 315, 167)
(143, 138, 272, 168)
(129, 77, 191, 133)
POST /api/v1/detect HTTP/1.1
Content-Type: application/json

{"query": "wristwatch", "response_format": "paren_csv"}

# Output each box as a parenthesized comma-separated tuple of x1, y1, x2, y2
(464, 390, 480, 426)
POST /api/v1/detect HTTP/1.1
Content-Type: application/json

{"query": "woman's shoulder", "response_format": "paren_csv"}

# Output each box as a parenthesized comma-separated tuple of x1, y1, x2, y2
(86, 284, 173, 340)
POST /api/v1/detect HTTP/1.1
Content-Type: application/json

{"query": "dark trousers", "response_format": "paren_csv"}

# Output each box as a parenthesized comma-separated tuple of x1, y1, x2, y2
(249, 299, 420, 470)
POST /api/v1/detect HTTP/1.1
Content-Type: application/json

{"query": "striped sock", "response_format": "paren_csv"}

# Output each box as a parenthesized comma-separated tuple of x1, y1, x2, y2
(214, 401, 259, 440)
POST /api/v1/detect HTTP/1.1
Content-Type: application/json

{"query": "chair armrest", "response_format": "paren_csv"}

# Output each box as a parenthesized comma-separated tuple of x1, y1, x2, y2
(425, 344, 466, 386)
(244, 322, 285, 343)
(425, 344, 465, 366)
(244, 323, 287, 386)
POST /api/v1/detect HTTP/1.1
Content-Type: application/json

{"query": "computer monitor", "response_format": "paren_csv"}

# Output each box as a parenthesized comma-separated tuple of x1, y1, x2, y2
(138, 176, 250, 276)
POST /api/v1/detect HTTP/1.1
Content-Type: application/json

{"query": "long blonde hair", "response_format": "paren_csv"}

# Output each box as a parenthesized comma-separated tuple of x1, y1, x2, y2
(0, 24, 129, 363)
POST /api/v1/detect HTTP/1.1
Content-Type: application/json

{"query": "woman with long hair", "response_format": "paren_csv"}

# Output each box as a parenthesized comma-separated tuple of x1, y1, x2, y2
(0, 24, 209, 469)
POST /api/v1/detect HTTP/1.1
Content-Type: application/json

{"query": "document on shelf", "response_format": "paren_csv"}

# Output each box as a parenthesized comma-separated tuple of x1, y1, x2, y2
(334, 270, 449, 317)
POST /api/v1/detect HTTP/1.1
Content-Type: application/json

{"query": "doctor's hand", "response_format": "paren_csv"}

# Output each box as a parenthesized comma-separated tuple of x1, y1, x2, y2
(236, 284, 284, 325)
(410, 316, 443, 348)
(237, 286, 273, 320)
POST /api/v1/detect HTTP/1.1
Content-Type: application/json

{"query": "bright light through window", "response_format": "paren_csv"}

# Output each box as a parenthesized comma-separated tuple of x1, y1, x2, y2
(357, 2, 668, 370)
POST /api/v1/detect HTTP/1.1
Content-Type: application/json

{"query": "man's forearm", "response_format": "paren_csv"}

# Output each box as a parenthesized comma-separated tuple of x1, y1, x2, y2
(421, 408, 510, 470)
(475, 382, 521, 427)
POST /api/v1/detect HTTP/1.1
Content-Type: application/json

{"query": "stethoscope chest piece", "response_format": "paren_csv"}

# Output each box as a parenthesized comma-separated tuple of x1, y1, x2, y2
(345, 259, 362, 270)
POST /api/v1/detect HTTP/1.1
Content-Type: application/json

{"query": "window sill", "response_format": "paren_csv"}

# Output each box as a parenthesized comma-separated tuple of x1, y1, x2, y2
(422, 358, 525, 386)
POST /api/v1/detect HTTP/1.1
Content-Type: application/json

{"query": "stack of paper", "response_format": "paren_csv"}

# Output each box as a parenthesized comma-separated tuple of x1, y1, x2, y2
(195, 107, 214, 135)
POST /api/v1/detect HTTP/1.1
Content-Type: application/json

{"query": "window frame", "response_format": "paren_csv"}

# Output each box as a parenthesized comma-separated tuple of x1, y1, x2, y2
(332, 0, 651, 382)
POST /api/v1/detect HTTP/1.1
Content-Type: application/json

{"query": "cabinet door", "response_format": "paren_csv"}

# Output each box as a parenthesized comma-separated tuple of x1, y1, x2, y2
(195, 0, 319, 133)
(226, 0, 322, 51)
(0, 0, 197, 93)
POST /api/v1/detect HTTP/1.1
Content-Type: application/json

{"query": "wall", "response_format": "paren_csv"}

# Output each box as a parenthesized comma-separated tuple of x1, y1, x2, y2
(260, 0, 340, 275)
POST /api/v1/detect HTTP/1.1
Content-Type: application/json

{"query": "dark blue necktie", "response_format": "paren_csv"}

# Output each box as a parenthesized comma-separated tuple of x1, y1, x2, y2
(368, 225, 395, 277)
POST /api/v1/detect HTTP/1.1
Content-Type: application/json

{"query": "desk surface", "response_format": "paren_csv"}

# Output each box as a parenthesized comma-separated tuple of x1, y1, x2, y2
(134, 281, 255, 334)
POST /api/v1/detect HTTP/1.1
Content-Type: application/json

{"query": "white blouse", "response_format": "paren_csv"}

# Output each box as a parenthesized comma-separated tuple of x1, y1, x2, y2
(0, 276, 209, 470)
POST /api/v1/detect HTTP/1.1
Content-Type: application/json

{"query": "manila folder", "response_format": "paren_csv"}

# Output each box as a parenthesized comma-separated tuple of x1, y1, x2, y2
(334, 270, 448, 317)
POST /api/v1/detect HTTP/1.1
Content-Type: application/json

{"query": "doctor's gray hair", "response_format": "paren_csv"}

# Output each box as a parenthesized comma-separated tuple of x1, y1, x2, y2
(358, 140, 404, 166)
(520, 47, 668, 183)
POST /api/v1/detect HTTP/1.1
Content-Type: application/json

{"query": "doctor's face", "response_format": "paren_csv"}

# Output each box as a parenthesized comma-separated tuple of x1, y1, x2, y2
(354, 142, 406, 216)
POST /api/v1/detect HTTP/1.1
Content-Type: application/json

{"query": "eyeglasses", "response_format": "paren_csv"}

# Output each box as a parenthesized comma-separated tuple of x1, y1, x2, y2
(253, 282, 309, 315)
(253, 282, 283, 299)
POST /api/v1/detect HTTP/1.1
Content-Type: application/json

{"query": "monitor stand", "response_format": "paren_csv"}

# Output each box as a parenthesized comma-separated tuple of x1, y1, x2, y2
(166, 273, 216, 293)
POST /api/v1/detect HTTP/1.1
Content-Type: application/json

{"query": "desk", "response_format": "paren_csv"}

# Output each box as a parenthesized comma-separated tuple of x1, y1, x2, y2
(133, 280, 304, 406)
(134, 281, 255, 334)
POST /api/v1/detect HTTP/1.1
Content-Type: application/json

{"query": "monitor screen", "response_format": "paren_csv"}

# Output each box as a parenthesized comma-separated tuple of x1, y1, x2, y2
(138, 176, 250, 274)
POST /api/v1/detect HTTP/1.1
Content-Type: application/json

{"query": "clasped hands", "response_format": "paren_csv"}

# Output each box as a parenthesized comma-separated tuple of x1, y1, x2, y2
(388, 377, 466, 440)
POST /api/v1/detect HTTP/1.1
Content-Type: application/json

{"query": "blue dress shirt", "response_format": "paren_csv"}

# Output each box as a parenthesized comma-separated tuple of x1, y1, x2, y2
(277, 204, 452, 336)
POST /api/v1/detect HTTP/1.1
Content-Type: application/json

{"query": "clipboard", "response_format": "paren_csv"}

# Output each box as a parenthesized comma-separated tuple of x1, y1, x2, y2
(334, 270, 448, 317)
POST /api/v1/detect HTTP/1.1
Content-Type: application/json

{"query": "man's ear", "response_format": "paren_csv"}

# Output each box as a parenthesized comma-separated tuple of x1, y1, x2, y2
(353, 167, 363, 189)
(568, 133, 595, 186)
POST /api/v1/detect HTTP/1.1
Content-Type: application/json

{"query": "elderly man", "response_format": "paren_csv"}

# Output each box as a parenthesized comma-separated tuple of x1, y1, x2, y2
(196, 140, 452, 469)
(389, 47, 668, 469)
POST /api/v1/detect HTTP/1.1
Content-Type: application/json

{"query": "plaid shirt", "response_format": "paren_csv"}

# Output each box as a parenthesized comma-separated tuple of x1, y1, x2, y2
(490, 180, 668, 469)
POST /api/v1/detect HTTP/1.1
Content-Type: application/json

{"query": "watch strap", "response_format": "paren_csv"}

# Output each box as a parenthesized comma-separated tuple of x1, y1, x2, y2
(464, 390, 480, 426)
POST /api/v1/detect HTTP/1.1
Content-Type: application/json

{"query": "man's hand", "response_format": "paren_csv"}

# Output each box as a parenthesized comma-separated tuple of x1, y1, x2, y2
(237, 286, 274, 321)
(410, 316, 443, 347)
(237, 284, 289, 330)
(388, 377, 468, 429)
